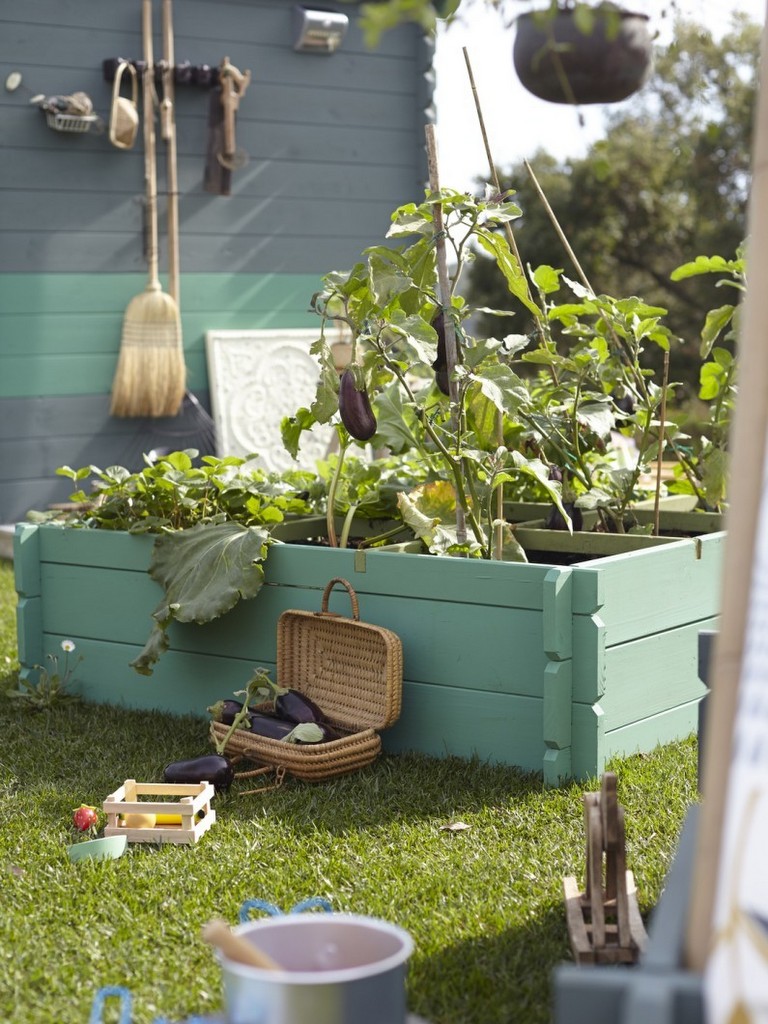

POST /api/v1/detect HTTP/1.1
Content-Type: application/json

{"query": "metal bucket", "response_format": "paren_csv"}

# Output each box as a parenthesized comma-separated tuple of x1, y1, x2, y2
(221, 913, 413, 1024)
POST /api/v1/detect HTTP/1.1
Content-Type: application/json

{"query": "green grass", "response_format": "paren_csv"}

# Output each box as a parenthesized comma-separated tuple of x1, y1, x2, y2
(0, 558, 698, 1024)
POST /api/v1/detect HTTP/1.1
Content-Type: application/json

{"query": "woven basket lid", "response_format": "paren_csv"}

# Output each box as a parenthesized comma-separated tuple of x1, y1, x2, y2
(276, 577, 403, 732)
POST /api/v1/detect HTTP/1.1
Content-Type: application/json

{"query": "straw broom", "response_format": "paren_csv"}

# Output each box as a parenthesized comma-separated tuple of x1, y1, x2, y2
(110, 0, 185, 418)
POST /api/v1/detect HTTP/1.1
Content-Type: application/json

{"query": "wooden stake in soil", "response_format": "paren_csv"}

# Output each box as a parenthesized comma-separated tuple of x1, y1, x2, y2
(685, 6, 768, 973)
(652, 349, 670, 536)
(110, 0, 185, 418)
(424, 123, 466, 546)
(463, 47, 539, 558)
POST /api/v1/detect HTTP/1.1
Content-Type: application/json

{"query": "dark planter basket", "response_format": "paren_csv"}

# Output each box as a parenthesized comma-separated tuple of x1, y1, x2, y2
(513, 6, 653, 104)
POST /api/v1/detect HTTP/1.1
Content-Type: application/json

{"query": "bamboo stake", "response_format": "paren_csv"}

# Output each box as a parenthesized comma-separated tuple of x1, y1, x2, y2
(685, 4, 768, 972)
(653, 349, 669, 537)
(463, 47, 535, 559)
(524, 157, 594, 294)
(425, 123, 467, 547)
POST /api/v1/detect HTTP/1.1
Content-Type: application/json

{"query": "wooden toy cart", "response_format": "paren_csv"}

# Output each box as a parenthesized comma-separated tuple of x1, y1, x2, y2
(563, 772, 648, 964)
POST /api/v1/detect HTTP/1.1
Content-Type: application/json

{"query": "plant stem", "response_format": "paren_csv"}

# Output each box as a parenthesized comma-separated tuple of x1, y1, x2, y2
(326, 433, 349, 547)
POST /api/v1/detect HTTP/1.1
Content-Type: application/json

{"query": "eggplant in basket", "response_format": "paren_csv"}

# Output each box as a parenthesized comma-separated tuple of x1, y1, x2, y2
(248, 712, 336, 743)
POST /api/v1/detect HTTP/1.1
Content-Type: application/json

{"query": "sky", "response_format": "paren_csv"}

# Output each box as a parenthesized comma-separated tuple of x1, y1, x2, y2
(433, 0, 767, 191)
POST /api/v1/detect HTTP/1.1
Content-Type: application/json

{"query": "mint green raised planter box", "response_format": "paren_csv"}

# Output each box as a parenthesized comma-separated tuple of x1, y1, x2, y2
(14, 522, 724, 783)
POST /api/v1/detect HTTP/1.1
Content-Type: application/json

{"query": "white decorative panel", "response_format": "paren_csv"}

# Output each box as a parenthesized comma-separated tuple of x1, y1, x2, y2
(205, 329, 333, 473)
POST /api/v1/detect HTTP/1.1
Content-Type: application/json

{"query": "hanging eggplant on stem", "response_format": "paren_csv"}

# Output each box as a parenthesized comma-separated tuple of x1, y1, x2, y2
(338, 363, 377, 441)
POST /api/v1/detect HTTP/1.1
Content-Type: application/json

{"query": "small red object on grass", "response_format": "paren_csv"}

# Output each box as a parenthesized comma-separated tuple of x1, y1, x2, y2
(73, 805, 99, 832)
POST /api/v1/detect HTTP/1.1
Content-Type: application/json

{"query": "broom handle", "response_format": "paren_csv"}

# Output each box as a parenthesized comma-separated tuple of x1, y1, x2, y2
(163, 0, 180, 306)
(142, 0, 160, 292)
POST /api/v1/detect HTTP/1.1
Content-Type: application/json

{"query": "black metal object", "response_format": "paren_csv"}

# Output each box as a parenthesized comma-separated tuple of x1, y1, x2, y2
(102, 57, 220, 88)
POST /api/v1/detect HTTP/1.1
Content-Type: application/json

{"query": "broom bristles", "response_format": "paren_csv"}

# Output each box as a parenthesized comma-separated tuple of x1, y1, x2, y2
(111, 286, 186, 418)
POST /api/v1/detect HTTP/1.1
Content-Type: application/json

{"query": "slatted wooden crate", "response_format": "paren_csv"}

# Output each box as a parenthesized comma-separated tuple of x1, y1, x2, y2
(103, 779, 215, 845)
(14, 521, 724, 782)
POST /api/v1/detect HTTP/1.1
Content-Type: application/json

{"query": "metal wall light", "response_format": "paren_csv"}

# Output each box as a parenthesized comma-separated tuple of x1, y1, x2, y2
(292, 6, 349, 53)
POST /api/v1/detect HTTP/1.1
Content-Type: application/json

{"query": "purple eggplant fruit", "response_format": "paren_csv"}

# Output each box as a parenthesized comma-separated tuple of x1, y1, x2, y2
(163, 754, 235, 792)
(249, 713, 328, 744)
(431, 311, 450, 396)
(208, 699, 248, 726)
(339, 367, 377, 441)
(259, 677, 326, 725)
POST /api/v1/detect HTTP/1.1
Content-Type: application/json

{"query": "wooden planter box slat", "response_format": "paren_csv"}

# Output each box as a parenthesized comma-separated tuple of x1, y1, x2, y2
(14, 522, 724, 782)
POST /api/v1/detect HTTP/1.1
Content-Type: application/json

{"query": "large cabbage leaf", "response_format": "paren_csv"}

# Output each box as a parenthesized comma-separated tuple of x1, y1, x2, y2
(131, 522, 270, 676)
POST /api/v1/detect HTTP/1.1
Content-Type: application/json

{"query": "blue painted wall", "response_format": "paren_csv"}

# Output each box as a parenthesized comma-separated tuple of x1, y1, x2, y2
(0, 0, 434, 521)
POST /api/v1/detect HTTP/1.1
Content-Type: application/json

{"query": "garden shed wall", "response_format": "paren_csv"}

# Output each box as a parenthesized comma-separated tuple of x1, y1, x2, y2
(0, 0, 433, 523)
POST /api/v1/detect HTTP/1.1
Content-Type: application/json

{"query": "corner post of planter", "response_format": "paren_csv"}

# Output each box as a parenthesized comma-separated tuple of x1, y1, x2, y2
(13, 523, 43, 681)
(542, 566, 573, 785)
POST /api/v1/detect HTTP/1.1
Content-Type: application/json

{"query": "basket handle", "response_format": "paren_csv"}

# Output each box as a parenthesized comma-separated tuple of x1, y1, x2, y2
(320, 577, 359, 620)
(239, 896, 333, 923)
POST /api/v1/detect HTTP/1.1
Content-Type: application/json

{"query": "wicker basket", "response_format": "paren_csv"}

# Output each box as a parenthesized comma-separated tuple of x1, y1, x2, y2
(210, 577, 403, 781)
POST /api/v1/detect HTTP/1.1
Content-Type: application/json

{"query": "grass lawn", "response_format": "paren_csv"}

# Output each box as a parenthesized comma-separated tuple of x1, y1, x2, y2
(0, 558, 698, 1024)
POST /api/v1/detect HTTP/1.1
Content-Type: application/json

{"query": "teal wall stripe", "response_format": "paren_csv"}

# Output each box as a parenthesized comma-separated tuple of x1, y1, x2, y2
(0, 272, 322, 398)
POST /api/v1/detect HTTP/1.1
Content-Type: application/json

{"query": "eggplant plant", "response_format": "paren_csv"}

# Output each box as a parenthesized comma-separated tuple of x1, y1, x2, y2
(664, 249, 744, 512)
(283, 187, 574, 561)
(281, 186, 686, 553)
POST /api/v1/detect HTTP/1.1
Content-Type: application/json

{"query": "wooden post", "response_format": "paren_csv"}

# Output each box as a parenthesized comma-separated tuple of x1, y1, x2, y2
(685, 1, 768, 972)
(424, 123, 467, 546)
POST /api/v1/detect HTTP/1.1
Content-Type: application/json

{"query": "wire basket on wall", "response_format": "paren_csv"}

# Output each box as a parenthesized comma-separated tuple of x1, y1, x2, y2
(45, 111, 99, 132)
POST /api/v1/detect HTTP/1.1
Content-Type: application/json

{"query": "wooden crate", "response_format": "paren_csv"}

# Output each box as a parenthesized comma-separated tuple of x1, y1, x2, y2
(103, 779, 215, 845)
(14, 522, 724, 782)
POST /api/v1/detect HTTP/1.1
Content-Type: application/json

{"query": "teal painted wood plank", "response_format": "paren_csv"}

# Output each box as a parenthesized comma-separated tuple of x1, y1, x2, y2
(0, 274, 322, 316)
(0, 310, 319, 357)
(38, 528, 152, 570)
(37, 558, 548, 697)
(383, 682, 544, 773)
(571, 533, 724, 643)
(16, 597, 42, 670)
(267, 544, 554, 610)
(13, 524, 41, 596)
(39, 632, 275, 717)
(597, 619, 717, 731)
(543, 746, 572, 787)
(543, 567, 572, 659)
(0, 351, 208, 399)
(570, 613, 606, 703)
(543, 659, 572, 752)
(571, 702, 606, 781)
(603, 702, 700, 763)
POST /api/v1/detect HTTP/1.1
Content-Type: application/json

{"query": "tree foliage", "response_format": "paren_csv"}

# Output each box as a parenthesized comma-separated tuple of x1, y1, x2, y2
(466, 14, 760, 393)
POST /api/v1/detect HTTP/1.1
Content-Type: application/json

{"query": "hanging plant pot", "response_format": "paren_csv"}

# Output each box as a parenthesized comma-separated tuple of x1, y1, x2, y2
(513, 3, 653, 105)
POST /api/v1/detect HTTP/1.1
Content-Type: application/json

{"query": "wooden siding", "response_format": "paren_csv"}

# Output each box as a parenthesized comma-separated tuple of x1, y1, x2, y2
(0, 0, 433, 522)
(14, 524, 724, 781)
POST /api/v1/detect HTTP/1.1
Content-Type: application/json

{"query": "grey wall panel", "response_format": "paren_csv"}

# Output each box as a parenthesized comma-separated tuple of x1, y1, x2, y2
(0, 392, 216, 522)
(0, 0, 434, 521)
(0, 228, 399, 274)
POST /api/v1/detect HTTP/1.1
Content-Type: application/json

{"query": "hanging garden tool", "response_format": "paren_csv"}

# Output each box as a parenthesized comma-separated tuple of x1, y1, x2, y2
(110, 0, 185, 417)
(203, 55, 250, 194)
(218, 57, 250, 169)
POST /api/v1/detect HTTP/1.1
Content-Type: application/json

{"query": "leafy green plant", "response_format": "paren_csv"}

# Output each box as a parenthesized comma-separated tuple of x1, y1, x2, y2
(47, 449, 317, 532)
(38, 451, 318, 676)
(6, 639, 82, 710)
(283, 186, 689, 552)
(664, 250, 744, 511)
(284, 187, 573, 560)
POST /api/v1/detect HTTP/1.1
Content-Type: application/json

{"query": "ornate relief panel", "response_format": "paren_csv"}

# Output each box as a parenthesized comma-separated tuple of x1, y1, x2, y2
(205, 329, 333, 473)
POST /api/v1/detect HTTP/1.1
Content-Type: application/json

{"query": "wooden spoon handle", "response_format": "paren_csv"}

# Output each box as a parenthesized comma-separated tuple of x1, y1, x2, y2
(201, 918, 282, 971)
